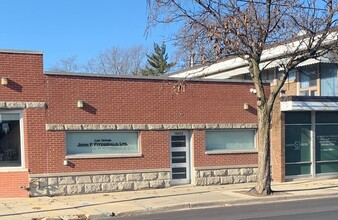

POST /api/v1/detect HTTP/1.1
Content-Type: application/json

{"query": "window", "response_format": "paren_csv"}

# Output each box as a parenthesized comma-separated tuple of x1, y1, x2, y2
(299, 65, 318, 96)
(285, 112, 338, 176)
(66, 132, 140, 158)
(206, 130, 256, 152)
(276, 71, 283, 81)
(300, 72, 317, 88)
(262, 69, 275, 83)
(320, 64, 337, 96)
(262, 68, 296, 84)
(243, 73, 251, 80)
(0, 113, 22, 168)
(263, 69, 296, 84)
(288, 71, 296, 81)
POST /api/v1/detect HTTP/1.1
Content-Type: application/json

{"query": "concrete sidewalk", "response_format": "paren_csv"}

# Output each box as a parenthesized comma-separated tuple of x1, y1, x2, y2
(2, 178, 338, 220)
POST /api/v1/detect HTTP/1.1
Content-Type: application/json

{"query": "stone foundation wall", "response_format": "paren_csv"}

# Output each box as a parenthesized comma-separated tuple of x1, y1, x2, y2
(194, 166, 257, 186)
(29, 170, 170, 197)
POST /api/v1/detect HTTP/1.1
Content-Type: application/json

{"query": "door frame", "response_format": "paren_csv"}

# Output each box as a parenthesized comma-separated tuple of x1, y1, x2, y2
(170, 130, 191, 185)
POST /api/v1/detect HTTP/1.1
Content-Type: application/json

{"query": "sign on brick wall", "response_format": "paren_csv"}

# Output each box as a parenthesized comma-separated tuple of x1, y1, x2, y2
(66, 132, 139, 156)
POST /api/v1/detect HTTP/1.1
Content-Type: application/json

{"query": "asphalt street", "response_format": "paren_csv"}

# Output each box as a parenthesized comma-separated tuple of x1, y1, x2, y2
(115, 197, 338, 220)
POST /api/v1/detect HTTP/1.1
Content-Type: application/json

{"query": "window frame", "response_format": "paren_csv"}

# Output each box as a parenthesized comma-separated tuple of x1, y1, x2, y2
(0, 110, 25, 170)
(205, 129, 257, 155)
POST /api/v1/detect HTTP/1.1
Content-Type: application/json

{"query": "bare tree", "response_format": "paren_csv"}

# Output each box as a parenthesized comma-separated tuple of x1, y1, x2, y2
(83, 45, 147, 75)
(147, 0, 338, 195)
(49, 55, 81, 72)
(48, 45, 147, 75)
(174, 43, 216, 68)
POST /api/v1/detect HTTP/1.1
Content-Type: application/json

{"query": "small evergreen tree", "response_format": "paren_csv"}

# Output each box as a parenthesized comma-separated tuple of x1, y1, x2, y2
(142, 42, 175, 76)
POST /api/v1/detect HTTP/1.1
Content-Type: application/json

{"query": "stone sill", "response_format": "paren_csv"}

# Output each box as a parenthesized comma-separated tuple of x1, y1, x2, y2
(0, 168, 28, 173)
(0, 101, 46, 109)
(46, 123, 258, 131)
(65, 153, 142, 159)
(205, 149, 258, 155)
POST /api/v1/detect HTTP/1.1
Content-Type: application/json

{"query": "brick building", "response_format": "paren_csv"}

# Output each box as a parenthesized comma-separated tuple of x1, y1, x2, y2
(0, 49, 264, 197)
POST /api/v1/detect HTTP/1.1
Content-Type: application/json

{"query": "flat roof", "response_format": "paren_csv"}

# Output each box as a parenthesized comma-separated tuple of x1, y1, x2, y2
(44, 71, 264, 84)
(281, 96, 338, 102)
(0, 49, 43, 55)
(170, 31, 338, 79)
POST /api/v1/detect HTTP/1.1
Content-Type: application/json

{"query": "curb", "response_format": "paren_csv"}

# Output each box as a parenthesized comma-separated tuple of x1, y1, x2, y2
(87, 202, 227, 219)
(87, 192, 338, 219)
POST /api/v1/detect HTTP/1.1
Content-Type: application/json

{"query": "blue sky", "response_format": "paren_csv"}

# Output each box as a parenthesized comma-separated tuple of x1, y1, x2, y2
(0, 0, 176, 70)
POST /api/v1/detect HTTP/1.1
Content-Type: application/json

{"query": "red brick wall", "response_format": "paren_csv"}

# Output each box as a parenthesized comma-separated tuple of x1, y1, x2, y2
(0, 52, 44, 102)
(24, 109, 48, 174)
(44, 75, 259, 124)
(192, 130, 258, 167)
(0, 172, 29, 197)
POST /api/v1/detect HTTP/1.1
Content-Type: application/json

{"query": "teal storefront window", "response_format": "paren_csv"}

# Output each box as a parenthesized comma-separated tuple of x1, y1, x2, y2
(316, 124, 338, 174)
(285, 111, 338, 177)
(316, 162, 338, 174)
(285, 125, 311, 163)
(285, 164, 311, 176)
(316, 112, 338, 123)
(285, 112, 311, 124)
(285, 112, 311, 176)
(285, 125, 311, 175)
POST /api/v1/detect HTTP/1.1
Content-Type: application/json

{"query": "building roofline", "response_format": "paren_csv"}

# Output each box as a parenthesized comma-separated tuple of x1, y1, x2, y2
(170, 29, 338, 79)
(0, 49, 43, 55)
(281, 96, 338, 102)
(44, 71, 266, 84)
(167, 64, 204, 76)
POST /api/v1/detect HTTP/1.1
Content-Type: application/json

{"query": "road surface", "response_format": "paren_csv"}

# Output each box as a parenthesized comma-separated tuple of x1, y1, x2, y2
(115, 197, 338, 220)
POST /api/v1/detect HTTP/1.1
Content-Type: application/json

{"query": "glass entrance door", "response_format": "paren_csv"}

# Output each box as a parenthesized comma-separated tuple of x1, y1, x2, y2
(285, 112, 312, 177)
(170, 131, 190, 185)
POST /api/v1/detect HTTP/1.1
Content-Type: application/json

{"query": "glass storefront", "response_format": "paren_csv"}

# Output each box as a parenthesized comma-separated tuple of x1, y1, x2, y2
(285, 111, 338, 177)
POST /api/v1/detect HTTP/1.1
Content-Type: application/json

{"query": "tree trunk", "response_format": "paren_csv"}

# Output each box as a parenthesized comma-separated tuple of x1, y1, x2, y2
(253, 105, 272, 195)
